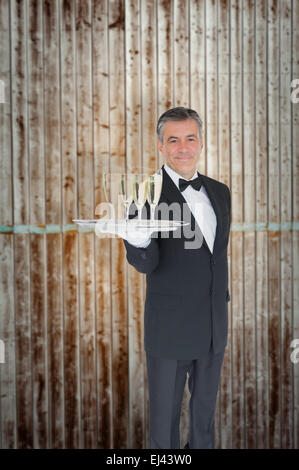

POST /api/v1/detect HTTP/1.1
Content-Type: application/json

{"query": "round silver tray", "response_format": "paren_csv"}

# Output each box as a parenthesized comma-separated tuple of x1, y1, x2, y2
(73, 219, 189, 232)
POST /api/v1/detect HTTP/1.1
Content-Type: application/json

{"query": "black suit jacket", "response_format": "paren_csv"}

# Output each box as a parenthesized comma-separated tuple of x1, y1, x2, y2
(124, 165, 231, 359)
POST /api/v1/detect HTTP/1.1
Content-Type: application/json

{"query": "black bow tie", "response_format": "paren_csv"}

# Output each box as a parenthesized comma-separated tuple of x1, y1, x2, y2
(179, 175, 202, 192)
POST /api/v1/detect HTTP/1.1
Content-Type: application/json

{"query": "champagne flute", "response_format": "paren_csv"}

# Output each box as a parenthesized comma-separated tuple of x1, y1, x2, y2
(119, 173, 133, 222)
(103, 173, 134, 221)
(132, 174, 149, 222)
(147, 169, 163, 222)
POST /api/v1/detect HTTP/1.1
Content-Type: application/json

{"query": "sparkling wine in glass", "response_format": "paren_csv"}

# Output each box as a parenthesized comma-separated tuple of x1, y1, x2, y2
(119, 173, 133, 222)
(132, 174, 149, 222)
(147, 170, 163, 222)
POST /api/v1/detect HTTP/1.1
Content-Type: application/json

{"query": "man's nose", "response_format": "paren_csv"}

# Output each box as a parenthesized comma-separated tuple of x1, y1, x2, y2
(177, 141, 189, 152)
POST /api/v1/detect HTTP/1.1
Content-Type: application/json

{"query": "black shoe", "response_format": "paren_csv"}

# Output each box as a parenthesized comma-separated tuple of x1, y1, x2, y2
(184, 442, 190, 449)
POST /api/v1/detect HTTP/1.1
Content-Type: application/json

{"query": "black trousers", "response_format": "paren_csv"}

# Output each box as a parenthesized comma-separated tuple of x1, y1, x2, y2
(145, 346, 225, 449)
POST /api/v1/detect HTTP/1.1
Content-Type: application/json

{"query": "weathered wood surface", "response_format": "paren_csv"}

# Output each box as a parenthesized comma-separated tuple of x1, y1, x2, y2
(0, 0, 298, 449)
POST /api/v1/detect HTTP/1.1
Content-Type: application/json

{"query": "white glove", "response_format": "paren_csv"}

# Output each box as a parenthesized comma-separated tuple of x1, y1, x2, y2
(95, 220, 154, 247)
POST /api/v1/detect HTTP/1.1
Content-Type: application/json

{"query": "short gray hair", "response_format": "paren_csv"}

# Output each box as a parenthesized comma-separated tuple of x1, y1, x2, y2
(157, 106, 203, 143)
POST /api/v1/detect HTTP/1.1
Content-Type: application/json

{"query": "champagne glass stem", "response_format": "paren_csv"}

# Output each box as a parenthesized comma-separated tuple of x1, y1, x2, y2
(124, 205, 129, 223)
(138, 207, 142, 221)
(150, 205, 155, 221)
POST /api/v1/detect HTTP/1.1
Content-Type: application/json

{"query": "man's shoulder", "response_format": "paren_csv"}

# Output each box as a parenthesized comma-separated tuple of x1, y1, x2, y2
(201, 173, 230, 194)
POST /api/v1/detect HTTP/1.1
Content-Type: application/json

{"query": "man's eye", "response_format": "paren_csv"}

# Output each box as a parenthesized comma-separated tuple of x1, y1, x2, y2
(169, 140, 177, 144)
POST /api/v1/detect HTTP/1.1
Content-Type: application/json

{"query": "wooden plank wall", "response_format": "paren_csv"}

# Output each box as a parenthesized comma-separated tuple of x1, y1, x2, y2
(0, 0, 298, 449)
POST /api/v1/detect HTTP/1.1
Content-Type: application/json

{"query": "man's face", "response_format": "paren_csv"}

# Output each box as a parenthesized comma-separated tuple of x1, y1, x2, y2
(157, 119, 203, 179)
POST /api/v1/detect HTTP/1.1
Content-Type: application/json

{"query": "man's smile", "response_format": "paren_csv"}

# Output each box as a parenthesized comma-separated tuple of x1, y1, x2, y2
(174, 155, 194, 160)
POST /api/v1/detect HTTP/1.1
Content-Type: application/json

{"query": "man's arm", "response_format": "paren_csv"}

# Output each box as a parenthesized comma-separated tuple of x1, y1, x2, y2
(122, 199, 159, 274)
(123, 238, 159, 274)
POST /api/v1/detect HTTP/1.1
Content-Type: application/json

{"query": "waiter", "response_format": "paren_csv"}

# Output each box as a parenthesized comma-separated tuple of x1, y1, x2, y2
(122, 107, 231, 449)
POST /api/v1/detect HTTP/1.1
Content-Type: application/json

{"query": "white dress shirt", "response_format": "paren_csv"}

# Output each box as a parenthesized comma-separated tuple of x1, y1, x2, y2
(163, 164, 217, 253)
(127, 164, 217, 252)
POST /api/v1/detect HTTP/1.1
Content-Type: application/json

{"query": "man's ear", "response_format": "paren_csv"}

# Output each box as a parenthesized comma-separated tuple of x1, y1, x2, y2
(157, 138, 163, 154)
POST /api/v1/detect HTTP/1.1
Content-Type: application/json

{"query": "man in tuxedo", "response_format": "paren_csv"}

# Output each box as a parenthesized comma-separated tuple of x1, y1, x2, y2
(122, 107, 231, 449)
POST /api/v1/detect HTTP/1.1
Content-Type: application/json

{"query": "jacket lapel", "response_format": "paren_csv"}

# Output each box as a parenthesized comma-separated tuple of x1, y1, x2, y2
(199, 173, 221, 253)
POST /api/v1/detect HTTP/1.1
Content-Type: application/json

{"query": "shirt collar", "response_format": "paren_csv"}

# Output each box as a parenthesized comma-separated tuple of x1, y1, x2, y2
(163, 163, 199, 190)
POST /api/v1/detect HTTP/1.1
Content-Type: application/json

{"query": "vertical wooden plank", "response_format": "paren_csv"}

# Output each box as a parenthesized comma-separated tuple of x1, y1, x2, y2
(10, 0, 33, 449)
(173, 0, 190, 448)
(28, 0, 48, 449)
(267, 0, 281, 448)
(217, 0, 232, 450)
(255, 0, 269, 449)
(0, 0, 16, 449)
(280, 0, 293, 449)
(173, 0, 189, 107)
(62, 231, 81, 446)
(125, 0, 145, 449)
(230, 0, 244, 449)
(0, 0, 13, 218)
(190, 0, 206, 174)
(14, 231, 32, 449)
(109, 0, 128, 449)
(43, 0, 64, 448)
(292, 0, 299, 449)
(243, 0, 256, 449)
(141, 0, 158, 447)
(60, 0, 81, 448)
(0, 237, 16, 449)
(218, 0, 231, 188)
(157, 0, 174, 167)
(76, 0, 97, 448)
(92, 0, 113, 449)
(141, 0, 158, 172)
(206, 0, 218, 178)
